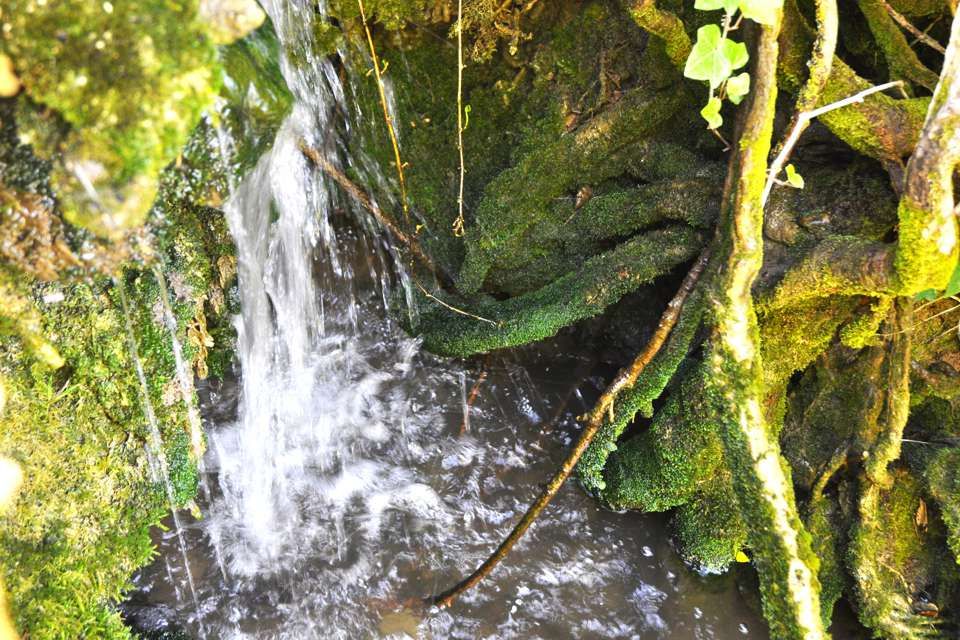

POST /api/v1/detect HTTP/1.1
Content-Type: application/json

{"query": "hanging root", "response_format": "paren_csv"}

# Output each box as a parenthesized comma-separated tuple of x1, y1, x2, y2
(427, 247, 710, 610)
(415, 225, 703, 356)
(705, 10, 827, 638)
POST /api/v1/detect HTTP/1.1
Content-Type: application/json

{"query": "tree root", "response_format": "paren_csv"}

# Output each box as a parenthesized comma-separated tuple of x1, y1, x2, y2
(426, 246, 709, 609)
(414, 225, 703, 356)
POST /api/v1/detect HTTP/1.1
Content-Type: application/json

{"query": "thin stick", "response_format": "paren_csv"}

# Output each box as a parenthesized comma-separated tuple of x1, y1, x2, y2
(763, 81, 904, 206)
(299, 142, 438, 280)
(356, 0, 410, 222)
(459, 370, 488, 436)
(770, 0, 838, 159)
(428, 247, 710, 610)
(413, 280, 499, 326)
(452, 0, 467, 237)
(882, 0, 946, 53)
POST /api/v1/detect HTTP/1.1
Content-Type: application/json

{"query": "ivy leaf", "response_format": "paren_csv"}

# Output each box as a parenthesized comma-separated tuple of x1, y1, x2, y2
(915, 289, 939, 302)
(739, 0, 783, 25)
(944, 260, 960, 298)
(785, 163, 805, 188)
(735, 550, 750, 563)
(722, 38, 749, 71)
(726, 72, 750, 104)
(700, 96, 723, 129)
(685, 25, 736, 88)
(694, 0, 740, 12)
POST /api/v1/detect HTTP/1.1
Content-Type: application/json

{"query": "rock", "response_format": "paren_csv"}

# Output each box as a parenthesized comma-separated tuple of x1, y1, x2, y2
(199, 0, 266, 45)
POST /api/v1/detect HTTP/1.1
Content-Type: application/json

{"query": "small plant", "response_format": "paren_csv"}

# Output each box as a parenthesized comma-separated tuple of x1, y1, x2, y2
(684, 0, 783, 133)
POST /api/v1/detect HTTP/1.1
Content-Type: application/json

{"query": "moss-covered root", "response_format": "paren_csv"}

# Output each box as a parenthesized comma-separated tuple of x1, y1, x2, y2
(779, 0, 928, 164)
(414, 225, 703, 356)
(924, 447, 960, 564)
(671, 473, 747, 574)
(621, 0, 691, 70)
(707, 12, 826, 639)
(804, 488, 846, 629)
(894, 11, 960, 295)
(601, 362, 724, 512)
(576, 285, 705, 494)
(857, 0, 940, 91)
(847, 303, 937, 638)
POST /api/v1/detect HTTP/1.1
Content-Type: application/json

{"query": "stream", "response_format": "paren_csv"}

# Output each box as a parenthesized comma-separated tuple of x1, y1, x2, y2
(127, 0, 773, 637)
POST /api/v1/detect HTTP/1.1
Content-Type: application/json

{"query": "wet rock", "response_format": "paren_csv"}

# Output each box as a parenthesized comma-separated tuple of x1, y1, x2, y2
(200, 0, 266, 45)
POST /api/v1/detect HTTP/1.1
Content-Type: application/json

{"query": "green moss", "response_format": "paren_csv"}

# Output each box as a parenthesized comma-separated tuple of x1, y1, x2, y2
(804, 491, 846, 629)
(1, 0, 221, 235)
(924, 447, 960, 564)
(848, 471, 943, 639)
(895, 198, 960, 296)
(577, 287, 705, 494)
(413, 225, 703, 356)
(671, 473, 747, 574)
(602, 362, 724, 512)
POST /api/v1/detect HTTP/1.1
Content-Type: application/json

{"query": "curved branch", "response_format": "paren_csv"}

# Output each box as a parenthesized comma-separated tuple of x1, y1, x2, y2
(859, 0, 941, 91)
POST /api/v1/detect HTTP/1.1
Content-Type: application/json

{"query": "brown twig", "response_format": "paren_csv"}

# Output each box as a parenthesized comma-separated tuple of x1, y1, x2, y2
(459, 370, 488, 436)
(428, 247, 710, 609)
(356, 0, 410, 222)
(298, 142, 441, 281)
(881, 0, 946, 54)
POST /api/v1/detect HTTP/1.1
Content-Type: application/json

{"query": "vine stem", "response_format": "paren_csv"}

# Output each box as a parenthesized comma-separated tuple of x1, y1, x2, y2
(427, 247, 710, 610)
(762, 80, 903, 206)
(452, 0, 466, 237)
(356, 0, 410, 223)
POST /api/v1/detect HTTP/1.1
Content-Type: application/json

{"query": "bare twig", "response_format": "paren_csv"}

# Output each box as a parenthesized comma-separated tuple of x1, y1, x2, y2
(413, 280, 498, 326)
(459, 370, 487, 436)
(428, 247, 710, 610)
(763, 81, 904, 206)
(299, 142, 440, 280)
(881, 0, 946, 54)
(770, 0, 838, 167)
(356, 0, 410, 222)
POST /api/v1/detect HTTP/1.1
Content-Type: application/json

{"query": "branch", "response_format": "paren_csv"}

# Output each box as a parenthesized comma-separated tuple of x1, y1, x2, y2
(621, 0, 691, 71)
(859, 0, 940, 90)
(895, 10, 960, 293)
(707, 12, 828, 638)
(298, 142, 443, 282)
(763, 81, 903, 206)
(428, 248, 710, 609)
(882, 0, 946, 54)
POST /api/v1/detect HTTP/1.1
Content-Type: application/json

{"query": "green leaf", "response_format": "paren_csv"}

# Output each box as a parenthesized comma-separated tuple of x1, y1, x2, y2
(685, 25, 737, 88)
(785, 163, 805, 189)
(739, 0, 782, 25)
(944, 260, 960, 297)
(463, 104, 471, 130)
(700, 96, 723, 129)
(915, 289, 939, 302)
(726, 72, 750, 104)
(722, 38, 749, 71)
(695, 0, 740, 12)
